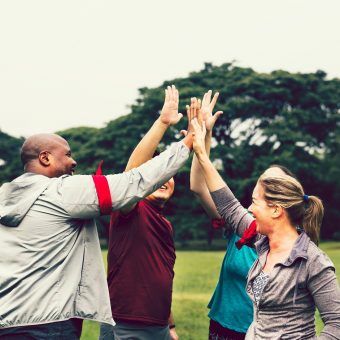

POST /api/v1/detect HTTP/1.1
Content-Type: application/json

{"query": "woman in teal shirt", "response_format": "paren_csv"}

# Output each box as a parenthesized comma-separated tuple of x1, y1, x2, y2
(207, 230, 256, 338)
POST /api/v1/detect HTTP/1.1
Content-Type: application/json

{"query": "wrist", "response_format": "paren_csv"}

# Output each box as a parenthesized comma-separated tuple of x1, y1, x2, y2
(169, 324, 176, 329)
(182, 134, 193, 150)
(156, 117, 171, 129)
(196, 150, 209, 162)
(205, 131, 212, 142)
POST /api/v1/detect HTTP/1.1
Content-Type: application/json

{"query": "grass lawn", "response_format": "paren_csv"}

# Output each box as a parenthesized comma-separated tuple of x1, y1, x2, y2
(81, 242, 340, 339)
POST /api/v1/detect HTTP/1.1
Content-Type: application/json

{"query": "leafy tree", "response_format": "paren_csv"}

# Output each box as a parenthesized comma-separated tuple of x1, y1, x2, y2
(0, 130, 24, 184)
(1, 63, 339, 241)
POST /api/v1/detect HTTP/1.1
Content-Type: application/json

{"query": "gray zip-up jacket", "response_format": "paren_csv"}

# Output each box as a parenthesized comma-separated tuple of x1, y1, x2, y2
(211, 186, 340, 340)
(0, 141, 190, 328)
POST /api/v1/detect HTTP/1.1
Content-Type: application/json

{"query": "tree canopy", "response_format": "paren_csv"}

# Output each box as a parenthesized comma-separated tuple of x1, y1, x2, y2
(1, 63, 339, 241)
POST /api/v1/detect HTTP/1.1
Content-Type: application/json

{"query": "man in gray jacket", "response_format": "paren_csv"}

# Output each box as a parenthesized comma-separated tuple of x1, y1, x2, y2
(0, 86, 192, 339)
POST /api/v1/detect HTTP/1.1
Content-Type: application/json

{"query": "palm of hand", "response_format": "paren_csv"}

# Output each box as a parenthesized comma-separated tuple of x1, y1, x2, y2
(161, 100, 179, 125)
(200, 90, 220, 132)
(201, 106, 215, 131)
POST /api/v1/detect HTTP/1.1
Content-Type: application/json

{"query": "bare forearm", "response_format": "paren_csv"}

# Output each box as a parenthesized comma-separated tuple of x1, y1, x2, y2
(195, 153, 226, 192)
(190, 132, 212, 193)
(125, 118, 169, 171)
(190, 132, 220, 218)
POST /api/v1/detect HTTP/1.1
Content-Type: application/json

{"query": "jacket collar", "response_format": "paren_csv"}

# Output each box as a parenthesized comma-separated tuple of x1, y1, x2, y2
(255, 231, 310, 266)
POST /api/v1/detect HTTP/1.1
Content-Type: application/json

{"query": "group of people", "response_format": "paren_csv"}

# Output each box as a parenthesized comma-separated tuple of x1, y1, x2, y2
(0, 86, 339, 340)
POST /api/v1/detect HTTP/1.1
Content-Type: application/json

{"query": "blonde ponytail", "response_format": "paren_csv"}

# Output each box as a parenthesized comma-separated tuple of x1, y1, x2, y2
(302, 195, 324, 245)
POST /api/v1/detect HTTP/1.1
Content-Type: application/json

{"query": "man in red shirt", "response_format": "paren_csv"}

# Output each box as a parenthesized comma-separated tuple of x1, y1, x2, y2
(100, 85, 191, 340)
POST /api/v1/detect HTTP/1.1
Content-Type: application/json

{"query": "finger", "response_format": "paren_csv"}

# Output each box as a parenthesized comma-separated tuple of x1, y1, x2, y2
(212, 111, 223, 123)
(168, 86, 172, 101)
(174, 86, 179, 104)
(176, 112, 183, 123)
(171, 85, 175, 102)
(197, 99, 203, 125)
(210, 92, 219, 109)
(192, 97, 198, 120)
(190, 98, 195, 121)
(201, 92, 207, 107)
(165, 89, 169, 102)
(206, 90, 212, 104)
(186, 104, 191, 122)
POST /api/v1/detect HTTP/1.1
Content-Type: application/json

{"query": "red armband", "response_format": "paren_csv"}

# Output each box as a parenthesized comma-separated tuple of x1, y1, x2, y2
(92, 160, 112, 215)
(235, 220, 257, 249)
(211, 218, 226, 230)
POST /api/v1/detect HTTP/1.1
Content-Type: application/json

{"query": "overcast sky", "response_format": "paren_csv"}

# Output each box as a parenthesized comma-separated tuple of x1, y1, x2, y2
(1, 0, 339, 138)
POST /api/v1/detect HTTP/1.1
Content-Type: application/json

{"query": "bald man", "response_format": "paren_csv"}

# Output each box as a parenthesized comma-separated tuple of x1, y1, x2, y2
(0, 86, 194, 339)
(20, 133, 77, 177)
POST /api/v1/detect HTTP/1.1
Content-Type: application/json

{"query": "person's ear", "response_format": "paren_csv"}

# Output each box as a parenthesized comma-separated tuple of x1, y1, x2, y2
(272, 204, 283, 219)
(39, 151, 51, 166)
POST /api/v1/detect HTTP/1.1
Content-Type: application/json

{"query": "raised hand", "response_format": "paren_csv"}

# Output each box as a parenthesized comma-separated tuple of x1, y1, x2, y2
(183, 97, 201, 136)
(189, 98, 207, 157)
(159, 85, 183, 126)
(200, 90, 223, 132)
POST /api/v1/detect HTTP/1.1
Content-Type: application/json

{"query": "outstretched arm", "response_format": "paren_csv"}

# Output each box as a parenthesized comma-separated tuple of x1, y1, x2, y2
(125, 85, 183, 171)
(191, 99, 254, 236)
(190, 90, 222, 219)
(122, 85, 183, 213)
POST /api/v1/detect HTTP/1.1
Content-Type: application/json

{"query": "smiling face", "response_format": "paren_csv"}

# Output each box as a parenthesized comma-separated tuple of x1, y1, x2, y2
(48, 138, 77, 177)
(146, 177, 175, 207)
(21, 133, 77, 178)
(247, 166, 290, 235)
(248, 181, 277, 235)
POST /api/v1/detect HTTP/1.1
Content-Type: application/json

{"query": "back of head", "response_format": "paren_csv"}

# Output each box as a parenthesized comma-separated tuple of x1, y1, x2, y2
(259, 174, 324, 245)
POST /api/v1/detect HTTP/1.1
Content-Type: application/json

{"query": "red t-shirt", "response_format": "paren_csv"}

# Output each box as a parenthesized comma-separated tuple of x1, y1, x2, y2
(107, 199, 176, 326)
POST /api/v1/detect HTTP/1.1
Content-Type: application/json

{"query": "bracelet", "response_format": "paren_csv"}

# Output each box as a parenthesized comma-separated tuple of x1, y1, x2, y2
(169, 324, 176, 329)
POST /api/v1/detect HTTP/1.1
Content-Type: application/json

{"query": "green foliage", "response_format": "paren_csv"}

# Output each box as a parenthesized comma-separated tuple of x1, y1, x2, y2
(1, 63, 339, 239)
(0, 130, 24, 184)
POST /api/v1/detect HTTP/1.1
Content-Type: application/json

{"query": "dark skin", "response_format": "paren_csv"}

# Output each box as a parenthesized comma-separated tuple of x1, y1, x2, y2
(21, 133, 77, 178)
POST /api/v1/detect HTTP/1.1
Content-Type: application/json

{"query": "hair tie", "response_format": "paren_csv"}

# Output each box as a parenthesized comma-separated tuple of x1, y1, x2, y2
(303, 194, 309, 202)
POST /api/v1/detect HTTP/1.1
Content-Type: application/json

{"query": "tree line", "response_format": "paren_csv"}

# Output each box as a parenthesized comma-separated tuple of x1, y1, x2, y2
(1, 63, 339, 242)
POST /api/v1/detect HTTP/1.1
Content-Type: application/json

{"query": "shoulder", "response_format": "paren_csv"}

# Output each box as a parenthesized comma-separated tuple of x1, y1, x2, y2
(306, 241, 335, 275)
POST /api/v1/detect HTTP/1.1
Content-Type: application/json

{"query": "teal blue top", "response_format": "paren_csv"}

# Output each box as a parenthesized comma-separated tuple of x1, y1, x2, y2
(208, 232, 257, 333)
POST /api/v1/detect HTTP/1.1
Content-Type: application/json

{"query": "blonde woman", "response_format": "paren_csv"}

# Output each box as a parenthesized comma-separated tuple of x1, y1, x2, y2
(189, 98, 340, 339)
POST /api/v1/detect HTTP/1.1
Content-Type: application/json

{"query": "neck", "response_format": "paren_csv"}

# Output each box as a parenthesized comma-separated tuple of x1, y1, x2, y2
(267, 222, 299, 252)
(25, 166, 52, 178)
(145, 197, 166, 209)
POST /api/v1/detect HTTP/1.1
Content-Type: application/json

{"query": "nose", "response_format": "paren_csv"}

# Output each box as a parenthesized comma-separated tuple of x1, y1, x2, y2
(72, 158, 77, 167)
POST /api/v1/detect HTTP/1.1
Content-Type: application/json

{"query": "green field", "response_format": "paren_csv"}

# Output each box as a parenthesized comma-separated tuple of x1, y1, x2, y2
(81, 242, 340, 339)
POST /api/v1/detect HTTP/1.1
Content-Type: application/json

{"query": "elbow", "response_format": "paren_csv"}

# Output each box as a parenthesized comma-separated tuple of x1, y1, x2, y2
(190, 184, 202, 196)
(190, 184, 197, 193)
